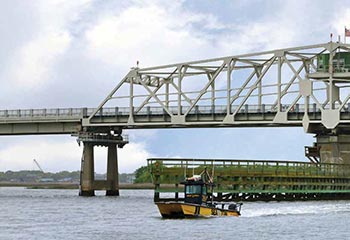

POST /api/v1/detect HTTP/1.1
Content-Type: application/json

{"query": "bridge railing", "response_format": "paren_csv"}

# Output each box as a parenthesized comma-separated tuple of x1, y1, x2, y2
(0, 108, 89, 118)
(1, 103, 350, 120)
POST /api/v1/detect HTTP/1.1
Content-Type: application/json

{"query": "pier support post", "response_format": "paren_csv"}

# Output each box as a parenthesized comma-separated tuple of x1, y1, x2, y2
(317, 134, 350, 164)
(106, 144, 119, 196)
(79, 142, 95, 196)
(77, 132, 128, 197)
(154, 175, 160, 202)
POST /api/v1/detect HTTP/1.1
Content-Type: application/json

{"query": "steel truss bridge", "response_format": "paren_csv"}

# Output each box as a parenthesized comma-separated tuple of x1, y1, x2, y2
(2, 42, 350, 196)
(1, 42, 350, 135)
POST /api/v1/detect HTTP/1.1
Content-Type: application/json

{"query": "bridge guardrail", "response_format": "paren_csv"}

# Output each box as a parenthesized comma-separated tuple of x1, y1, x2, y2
(0, 103, 349, 121)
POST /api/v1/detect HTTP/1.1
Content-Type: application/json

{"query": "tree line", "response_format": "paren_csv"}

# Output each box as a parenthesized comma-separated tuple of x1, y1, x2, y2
(0, 166, 153, 183)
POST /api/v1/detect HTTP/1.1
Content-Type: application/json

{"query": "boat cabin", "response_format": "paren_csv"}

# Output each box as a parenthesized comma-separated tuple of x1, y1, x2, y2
(182, 176, 208, 205)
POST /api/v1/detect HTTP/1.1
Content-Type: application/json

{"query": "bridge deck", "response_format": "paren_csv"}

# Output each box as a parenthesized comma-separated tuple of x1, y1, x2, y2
(1, 103, 350, 134)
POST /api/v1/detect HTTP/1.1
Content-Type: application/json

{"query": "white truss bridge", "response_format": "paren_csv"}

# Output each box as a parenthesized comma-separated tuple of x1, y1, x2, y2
(1, 42, 350, 135)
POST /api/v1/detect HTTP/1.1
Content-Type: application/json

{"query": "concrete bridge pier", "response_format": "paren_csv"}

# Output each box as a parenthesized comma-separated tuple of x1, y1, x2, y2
(106, 144, 119, 196)
(317, 134, 350, 164)
(78, 133, 128, 196)
(80, 142, 95, 196)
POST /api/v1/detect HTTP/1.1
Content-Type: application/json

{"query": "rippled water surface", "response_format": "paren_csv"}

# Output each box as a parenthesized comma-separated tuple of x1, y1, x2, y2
(1, 187, 350, 240)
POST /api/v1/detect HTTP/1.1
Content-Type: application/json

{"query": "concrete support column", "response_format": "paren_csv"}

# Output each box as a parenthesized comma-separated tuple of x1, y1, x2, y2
(106, 144, 119, 196)
(317, 135, 350, 164)
(80, 143, 95, 196)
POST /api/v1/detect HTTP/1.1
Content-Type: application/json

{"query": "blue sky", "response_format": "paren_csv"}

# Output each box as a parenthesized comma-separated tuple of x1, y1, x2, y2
(0, 0, 349, 173)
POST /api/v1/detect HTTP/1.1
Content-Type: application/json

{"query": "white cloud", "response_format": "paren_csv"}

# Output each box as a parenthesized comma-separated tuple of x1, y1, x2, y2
(8, 32, 71, 88)
(115, 142, 153, 173)
(83, 1, 326, 76)
(331, 8, 350, 38)
(1, 0, 91, 89)
(93, 141, 153, 173)
(84, 3, 230, 70)
(35, 0, 92, 32)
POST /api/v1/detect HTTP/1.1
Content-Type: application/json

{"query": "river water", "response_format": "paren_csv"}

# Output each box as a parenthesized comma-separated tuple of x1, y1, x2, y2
(0, 187, 349, 240)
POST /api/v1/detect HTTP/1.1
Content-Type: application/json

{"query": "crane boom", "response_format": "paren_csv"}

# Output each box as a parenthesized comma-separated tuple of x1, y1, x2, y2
(33, 159, 44, 172)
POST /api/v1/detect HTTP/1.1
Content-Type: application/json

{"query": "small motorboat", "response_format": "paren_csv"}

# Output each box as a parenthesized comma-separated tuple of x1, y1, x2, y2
(155, 170, 242, 218)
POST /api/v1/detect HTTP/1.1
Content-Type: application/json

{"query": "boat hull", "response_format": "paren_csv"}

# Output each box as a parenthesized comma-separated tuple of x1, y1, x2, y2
(155, 202, 240, 218)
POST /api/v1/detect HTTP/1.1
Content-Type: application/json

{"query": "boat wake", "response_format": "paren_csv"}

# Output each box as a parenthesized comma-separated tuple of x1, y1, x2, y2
(241, 201, 350, 218)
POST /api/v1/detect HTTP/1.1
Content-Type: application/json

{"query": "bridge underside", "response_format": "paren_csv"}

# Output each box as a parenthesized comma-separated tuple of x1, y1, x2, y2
(0, 122, 82, 135)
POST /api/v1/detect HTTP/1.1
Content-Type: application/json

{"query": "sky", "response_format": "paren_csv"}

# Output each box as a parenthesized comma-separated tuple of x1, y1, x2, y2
(0, 0, 350, 173)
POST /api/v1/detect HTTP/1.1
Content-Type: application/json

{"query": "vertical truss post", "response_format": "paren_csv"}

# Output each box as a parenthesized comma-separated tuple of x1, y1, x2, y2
(129, 75, 134, 123)
(226, 59, 232, 115)
(211, 77, 215, 111)
(256, 67, 262, 110)
(303, 59, 310, 74)
(305, 95, 310, 114)
(177, 65, 183, 115)
(329, 45, 335, 109)
(277, 54, 283, 112)
(165, 81, 170, 109)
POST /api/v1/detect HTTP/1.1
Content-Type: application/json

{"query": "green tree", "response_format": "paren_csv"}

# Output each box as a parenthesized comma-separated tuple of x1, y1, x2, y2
(134, 166, 152, 183)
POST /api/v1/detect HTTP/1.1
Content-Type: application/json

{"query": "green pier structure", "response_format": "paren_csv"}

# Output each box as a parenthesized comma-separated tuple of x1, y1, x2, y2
(148, 158, 350, 202)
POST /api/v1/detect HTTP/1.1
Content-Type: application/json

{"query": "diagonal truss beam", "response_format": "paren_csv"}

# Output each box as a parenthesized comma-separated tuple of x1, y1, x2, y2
(135, 81, 165, 113)
(170, 82, 193, 105)
(139, 77, 173, 116)
(88, 75, 129, 121)
(272, 64, 304, 108)
(230, 67, 259, 105)
(184, 62, 226, 116)
(232, 57, 276, 116)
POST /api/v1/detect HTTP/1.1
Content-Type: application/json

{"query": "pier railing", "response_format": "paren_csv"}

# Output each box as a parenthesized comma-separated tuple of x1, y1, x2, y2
(147, 158, 350, 178)
(147, 158, 350, 201)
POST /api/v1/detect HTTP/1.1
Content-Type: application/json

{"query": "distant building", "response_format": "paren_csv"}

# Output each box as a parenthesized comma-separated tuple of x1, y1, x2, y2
(57, 177, 73, 182)
(94, 173, 106, 180)
(39, 178, 54, 182)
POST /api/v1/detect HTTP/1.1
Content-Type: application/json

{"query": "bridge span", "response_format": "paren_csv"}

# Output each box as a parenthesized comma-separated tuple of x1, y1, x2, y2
(0, 104, 340, 134)
(2, 42, 350, 196)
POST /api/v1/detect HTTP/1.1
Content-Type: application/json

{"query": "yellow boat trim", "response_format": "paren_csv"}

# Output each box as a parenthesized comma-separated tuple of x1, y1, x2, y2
(156, 202, 240, 218)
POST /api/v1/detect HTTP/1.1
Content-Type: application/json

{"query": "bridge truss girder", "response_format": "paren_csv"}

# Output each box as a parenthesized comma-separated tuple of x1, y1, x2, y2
(83, 42, 350, 133)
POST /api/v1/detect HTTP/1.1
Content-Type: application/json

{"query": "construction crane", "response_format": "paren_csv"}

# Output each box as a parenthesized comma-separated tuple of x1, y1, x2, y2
(33, 159, 44, 172)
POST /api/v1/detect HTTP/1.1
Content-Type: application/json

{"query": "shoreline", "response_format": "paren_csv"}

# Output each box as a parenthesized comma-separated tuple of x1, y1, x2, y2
(0, 182, 154, 190)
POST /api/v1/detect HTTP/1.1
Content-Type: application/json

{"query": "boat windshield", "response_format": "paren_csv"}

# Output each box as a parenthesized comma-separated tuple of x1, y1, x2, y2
(202, 186, 207, 195)
(186, 185, 202, 194)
